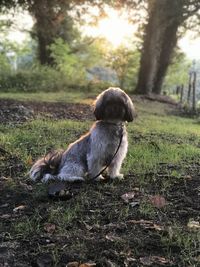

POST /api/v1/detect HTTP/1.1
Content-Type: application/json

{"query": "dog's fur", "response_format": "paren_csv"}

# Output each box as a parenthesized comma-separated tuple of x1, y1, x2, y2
(29, 87, 135, 182)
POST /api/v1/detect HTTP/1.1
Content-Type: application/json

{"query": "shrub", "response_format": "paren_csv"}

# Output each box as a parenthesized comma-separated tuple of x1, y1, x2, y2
(0, 65, 88, 92)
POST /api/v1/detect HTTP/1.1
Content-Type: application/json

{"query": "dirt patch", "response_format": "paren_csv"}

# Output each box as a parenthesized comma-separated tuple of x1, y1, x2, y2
(0, 154, 199, 266)
(0, 99, 94, 124)
(141, 94, 177, 106)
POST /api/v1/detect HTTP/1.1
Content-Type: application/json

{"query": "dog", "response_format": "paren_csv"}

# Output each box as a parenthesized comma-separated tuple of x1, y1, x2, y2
(29, 87, 135, 183)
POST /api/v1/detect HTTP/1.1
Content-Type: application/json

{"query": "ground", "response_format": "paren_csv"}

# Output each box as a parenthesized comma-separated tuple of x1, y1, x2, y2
(0, 92, 199, 267)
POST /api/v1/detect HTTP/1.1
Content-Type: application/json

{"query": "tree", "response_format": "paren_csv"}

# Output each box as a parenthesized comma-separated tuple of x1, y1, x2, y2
(135, 0, 200, 95)
(163, 50, 191, 94)
(106, 45, 140, 90)
(28, 0, 79, 65)
(0, 0, 88, 65)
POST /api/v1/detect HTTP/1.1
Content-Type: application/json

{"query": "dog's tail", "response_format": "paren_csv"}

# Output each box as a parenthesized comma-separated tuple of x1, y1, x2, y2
(29, 150, 64, 182)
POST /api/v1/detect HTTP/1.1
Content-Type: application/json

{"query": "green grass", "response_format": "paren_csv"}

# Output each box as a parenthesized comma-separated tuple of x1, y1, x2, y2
(1, 91, 200, 266)
(1, 92, 200, 176)
(0, 91, 93, 104)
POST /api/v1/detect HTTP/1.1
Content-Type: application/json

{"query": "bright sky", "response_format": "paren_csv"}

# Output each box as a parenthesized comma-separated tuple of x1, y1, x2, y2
(178, 34, 200, 60)
(0, 10, 34, 43)
(83, 10, 137, 47)
(2, 8, 200, 60)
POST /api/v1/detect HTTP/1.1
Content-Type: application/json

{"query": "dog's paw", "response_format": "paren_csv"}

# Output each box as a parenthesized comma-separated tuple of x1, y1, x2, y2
(94, 175, 105, 182)
(29, 168, 42, 182)
(41, 174, 56, 183)
(110, 173, 124, 180)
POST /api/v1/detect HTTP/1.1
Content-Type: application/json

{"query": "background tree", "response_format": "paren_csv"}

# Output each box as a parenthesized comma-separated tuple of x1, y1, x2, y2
(135, 0, 200, 95)
(106, 45, 140, 90)
(27, 0, 79, 65)
(163, 50, 191, 94)
(0, 0, 95, 65)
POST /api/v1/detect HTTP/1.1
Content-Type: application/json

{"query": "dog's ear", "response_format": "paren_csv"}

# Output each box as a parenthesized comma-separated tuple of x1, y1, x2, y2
(93, 94, 105, 120)
(124, 95, 136, 122)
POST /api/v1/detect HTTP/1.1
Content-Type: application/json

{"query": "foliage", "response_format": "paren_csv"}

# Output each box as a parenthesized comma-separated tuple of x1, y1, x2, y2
(0, 52, 11, 77)
(49, 38, 86, 84)
(106, 45, 140, 91)
(163, 51, 191, 93)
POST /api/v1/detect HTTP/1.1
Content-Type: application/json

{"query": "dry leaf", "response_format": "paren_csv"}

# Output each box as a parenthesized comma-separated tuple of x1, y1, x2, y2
(129, 201, 140, 207)
(151, 256, 171, 264)
(140, 256, 153, 266)
(82, 221, 93, 231)
(0, 214, 11, 219)
(13, 205, 26, 212)
(140, 256, 171, 266)
(185, 175, 192, 180)
(149, 195, 167, 208)
(187, 220, 200, 229)
(128, 219, 164, 231)
(124, 257, 136, 267)
(66, 262, 79, 267)
(44, 223, 56, 234)
(105, 234, 122, 242)
(79, 262, 96, 267)
(121, 192, 135, 203)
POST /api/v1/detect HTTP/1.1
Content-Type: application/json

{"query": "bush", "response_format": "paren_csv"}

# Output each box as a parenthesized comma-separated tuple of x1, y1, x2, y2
(0, 65, 89, 92)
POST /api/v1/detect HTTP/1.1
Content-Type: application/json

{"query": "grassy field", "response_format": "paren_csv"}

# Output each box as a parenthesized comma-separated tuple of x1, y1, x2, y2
(0, 92, 200, 266)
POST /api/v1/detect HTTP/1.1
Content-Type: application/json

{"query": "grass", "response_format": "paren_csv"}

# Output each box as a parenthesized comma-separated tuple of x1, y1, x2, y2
(0, 91, 200, 266)
(0, 91, 94, 104)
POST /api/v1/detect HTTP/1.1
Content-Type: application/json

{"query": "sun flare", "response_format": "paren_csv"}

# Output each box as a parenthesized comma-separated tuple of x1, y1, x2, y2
(85, 9, 136, 48)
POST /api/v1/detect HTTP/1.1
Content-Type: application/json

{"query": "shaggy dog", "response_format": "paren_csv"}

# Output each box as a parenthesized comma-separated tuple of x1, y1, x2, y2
(30, 87, 135, 182)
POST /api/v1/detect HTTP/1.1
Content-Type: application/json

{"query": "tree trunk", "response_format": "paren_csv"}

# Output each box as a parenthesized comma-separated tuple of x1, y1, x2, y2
(135, 0, 184, 94)
(30, 0, 73, 65)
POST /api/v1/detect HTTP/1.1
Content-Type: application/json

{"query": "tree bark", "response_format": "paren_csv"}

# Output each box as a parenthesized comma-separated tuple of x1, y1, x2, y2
(135, 0, 184, 94)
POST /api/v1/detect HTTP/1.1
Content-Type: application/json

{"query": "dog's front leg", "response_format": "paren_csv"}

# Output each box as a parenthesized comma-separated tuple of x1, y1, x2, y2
(107, 140, 128, 180)
(87, 156, 104, 181)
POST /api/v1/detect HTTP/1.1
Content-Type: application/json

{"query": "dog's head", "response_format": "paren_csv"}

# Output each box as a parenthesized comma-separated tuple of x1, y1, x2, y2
(94, 87, 136, 122)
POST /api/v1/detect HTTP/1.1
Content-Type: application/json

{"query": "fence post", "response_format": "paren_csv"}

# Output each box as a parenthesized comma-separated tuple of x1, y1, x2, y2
(180, 84, 184, 104)
(187, 72, 192, 105)
(192, 71, 197, 112)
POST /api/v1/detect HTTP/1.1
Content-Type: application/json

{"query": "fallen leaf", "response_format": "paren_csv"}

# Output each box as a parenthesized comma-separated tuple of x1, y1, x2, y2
(44, 223, 56, 234)
(128, 219, 164, 231)
(124, 257, 136, 267)
(83, 222, 93, 231)
(151, 256, 171, 264)
(121, 192, 135, 203)
(66, 262, 79, 267)
(103, 260, 117, 267)
(140, 256, 153, 266)
(185, 175, 192, 180)
(0, 214, 11, 219)
(140, 256, 171, 266)
(79, 262, 96, 267)
(105, 234, 123, 242)
(13, 205, 26, 212)
(187, 220, 200, 229)
(129, 201, 140, 207)
(149, 195, 167, 208)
